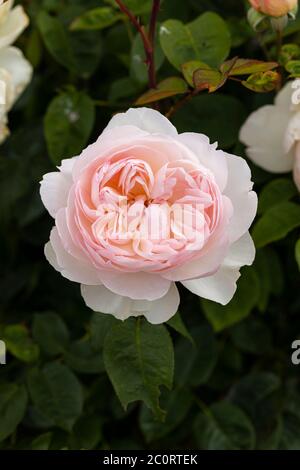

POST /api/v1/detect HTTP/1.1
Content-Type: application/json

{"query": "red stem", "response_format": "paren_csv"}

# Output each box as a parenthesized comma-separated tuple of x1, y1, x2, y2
(115, 0, 160, 90)
(148, 0, 160, 89)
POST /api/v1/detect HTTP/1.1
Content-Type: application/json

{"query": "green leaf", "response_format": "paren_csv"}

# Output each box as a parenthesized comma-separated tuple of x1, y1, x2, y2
(279, 44, 300, 66)
(64, 338, 105, 374)
(139, 387, 192, 443)
(229, 373, 281, 441)
(90, 313, 119, 351)
(193, 68, 226, 92)
(173, 94, 246, 149)
(27, 362, 83, 431)
(174, 325, 218, 387)
(167, 311, 194, 344)
(37, 11, 77, 73)
(31, 432, 53, 450)
(69, 415, 103, 450)
(221, 58, 278, 76)
(136, 77, 188, 105)
(3, 324, 39, 363)
(160, 12, 231, 70)
(0, 384, 28, 442)
(194, 401, 255, 450)
(242, 71, 280, 93)
(285, 60, 300, 77)
(130, 30, 164, 84)
(258, 178, 297, 215)
(103, 318, 174, 420)
(44, 89, 95, 165)
(202, 267, 260, 332)
(231, 317, 272, 355)
(70, 7, 121, 31)
(253, 248, 283, 311)
(32, 312, 70, 357)
(181, 60, 211, 87)
(252, 202, 300, 248)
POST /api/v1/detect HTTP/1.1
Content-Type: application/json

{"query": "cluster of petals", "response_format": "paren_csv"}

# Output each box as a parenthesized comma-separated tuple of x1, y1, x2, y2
(41, 108, 257, 324)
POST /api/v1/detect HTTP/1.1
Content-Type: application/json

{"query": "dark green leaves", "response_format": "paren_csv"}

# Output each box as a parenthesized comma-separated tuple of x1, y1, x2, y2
(37, 11, 77, 72)
(258, 178, 297, 215)
(27, 363, 83, 431)
(70, 7, 121, 31)
(3, 325, 39, 363)
(33, 312, 70, 357)
(160, 12, 231, 70)
(252, 202, 300, 248)
(194, 401, 255, 450)
(173, 94, 246, 149)
(44, 89, 95, 165)
(103, 319, 174, 419)
(0, 384, 28, 442)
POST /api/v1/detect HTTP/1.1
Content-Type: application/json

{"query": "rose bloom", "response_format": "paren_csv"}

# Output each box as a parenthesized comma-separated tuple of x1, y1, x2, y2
(0, 0, 29, 48)
(0, 0, 31, 142)
(40, 108, 257, 324)
(249, 0, 298, 17)
(240, 82, 300, 190)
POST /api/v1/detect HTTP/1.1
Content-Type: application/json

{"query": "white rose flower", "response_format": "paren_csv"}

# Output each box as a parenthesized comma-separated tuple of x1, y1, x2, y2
(0, 0, 29, 49)
(0, 46, 32, 142)
(240, 82, 300, 190)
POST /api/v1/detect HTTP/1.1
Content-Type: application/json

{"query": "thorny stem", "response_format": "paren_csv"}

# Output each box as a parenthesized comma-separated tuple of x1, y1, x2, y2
(115, 0, 161, 90)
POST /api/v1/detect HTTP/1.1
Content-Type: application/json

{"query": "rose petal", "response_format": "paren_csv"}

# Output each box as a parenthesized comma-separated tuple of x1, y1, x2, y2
(240, 104, 293, 173)
(48, 228, 100, 284)
(98, 270, 171, 301)
(223, 153, 258, 243)
(0, 6, 29, 49)
(104, 107, 178, 136)
(81, 282, 179, 323)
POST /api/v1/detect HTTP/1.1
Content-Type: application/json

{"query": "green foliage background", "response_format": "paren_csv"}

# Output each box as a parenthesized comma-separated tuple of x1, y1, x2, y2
(1, 0, 300, 450)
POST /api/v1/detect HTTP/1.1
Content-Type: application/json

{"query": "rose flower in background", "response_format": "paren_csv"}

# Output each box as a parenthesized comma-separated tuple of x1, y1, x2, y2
(0, 0, 32, 142)
(249, 0, 298, 17)
(40, 108, 257, 324)
(240, 82, 300, 190)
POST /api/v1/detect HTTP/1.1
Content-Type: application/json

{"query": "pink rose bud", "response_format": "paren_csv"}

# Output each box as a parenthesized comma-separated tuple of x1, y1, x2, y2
(249, 0, 298, 17)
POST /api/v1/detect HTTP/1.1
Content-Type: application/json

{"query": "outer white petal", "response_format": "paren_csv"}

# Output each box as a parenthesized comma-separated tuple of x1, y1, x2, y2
(0, 1, 14, 26)
(0, 47, 32, 111)
(284, 111, 300, 154)
(182, 232, 255, 305)
(142, 283, 180, 324)
(182, 266, 241, 305)
(0, 5, 29, 49)
(98, 270, 171, 301)
(177, 132, 228, 191)
(293, 141, 300, 191)
(81, 284, 133, 321)
(104, 107, 178, 137)
(223, 153, 258, 243)
(81, 282, 180, 324)
(48, 228, 100, 285)
(275, 81, 296, 111)
(240, 104, 294, 173)
(40, 157, 76, 218)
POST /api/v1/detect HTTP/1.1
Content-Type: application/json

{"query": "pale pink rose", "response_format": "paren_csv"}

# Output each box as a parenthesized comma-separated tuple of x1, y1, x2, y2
(40, 108, 257, 324)
(249, 0, 298, 17)
(240, 82, 300, 191)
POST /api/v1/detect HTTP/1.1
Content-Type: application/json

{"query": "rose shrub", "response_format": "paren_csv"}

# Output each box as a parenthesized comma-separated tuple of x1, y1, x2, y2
(2, 0, 300, 452)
